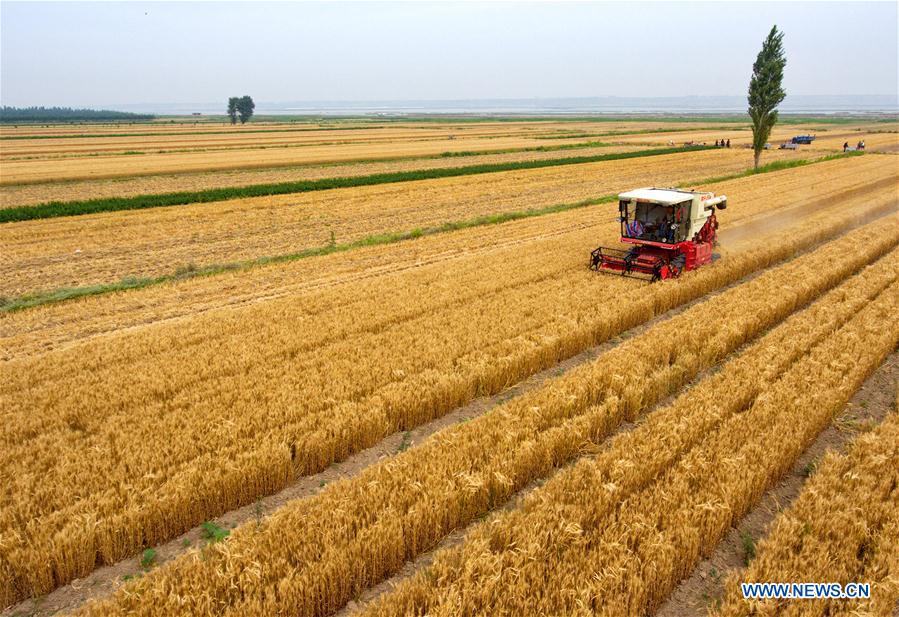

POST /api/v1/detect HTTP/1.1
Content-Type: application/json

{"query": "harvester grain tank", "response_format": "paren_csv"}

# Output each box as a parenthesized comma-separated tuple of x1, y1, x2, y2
(590, 188, 727, 282)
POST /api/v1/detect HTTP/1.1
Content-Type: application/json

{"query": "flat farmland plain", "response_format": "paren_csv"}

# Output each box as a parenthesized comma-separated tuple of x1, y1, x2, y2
(0, 144, 648, 209)
(0, 123, 594, 159)
(1, 116, 897, 617)
(0, 147, 815, 297)
(0, 119, 728, 183)
(0, 134, 600, 184)
(3, 152, 891, 360)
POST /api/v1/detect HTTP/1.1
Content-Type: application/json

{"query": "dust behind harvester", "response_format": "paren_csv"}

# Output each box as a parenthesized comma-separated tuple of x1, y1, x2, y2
(591, 187, 728, 282)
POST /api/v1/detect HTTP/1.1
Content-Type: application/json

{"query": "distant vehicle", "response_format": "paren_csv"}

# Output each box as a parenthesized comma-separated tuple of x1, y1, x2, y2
(791, 135, 816, 145)
(591, 187, 727, 282)
(780, 142, 799, 150)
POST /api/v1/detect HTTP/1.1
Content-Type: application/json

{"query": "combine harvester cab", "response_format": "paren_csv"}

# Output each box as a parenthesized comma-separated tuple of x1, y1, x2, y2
(591, 187, 727, 282)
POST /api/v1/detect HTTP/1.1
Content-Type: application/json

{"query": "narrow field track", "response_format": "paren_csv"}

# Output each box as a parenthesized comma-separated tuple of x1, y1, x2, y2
(613, 123, 899, 152)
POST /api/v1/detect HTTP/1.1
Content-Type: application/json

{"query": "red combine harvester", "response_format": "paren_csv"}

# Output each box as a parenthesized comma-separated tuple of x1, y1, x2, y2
(590, 187, 727, 282)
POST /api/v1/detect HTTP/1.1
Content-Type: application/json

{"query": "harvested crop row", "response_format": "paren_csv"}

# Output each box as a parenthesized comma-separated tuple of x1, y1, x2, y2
(0, 120, 744, 160)
(1, 153, 888, 360)
(0, 119, 616, 140)
(0, 124, 585, 158)
(0, 132, 607, 185)
(0, 147, 853, 297)
(0, 120, 726, 140)
(361, 269, 899, 617)
(715, 411, 899, 617)
(59, 215, 899, 617)
(0, 146, 699, 224)
(0, 144, 642, 210)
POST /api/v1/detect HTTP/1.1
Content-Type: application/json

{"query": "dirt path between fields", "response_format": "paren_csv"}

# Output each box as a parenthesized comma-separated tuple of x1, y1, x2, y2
(656, 351, 898, 617)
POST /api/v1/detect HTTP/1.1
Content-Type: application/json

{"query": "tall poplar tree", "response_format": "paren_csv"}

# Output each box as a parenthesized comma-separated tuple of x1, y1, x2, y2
(748, 26, 787, 169)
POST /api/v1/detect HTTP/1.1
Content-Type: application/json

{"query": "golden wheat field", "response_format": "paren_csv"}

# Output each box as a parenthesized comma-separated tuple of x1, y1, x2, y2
(0, 147, 844, 297)
(1, 116, 898, 617)
(715, 411, 899, 617)
(0, 119, 732, 184)
(0, 120, 721, 159)
(0, 144, 650, 209)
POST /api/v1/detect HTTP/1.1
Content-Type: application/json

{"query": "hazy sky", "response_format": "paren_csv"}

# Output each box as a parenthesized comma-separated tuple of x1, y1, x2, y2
(1, 1, 897, 107)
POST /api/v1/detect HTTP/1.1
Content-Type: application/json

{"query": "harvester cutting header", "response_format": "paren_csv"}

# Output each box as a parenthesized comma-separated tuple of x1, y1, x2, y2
(591, 187, 727, 282)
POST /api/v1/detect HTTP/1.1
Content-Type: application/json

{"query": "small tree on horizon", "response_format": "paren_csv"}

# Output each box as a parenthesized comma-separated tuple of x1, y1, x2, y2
(227, 97, 239, 124)
(236, 95, 255, 124)
(748, 25, 787, 169)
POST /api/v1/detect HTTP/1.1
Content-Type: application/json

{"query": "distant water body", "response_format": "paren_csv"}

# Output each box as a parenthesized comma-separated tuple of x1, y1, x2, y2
(120, 95, 899, 116)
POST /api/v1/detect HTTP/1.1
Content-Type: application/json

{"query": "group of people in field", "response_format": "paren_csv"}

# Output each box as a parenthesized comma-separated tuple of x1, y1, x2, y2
(669, 139, 730, 147)
(843, 140, 865, 152)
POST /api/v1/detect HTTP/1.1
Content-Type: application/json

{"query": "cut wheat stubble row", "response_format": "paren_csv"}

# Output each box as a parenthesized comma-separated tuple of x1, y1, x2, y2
(1, 152, 893, 362)
(0, 124, 580, 158)
(0, 127, 617, 184)
(0, 120, 726, 159)
(0, 144, 644, 210)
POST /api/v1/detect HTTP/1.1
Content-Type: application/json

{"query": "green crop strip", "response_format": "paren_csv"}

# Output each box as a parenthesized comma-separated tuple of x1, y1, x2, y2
(0, 152, 862, 313)
(0, 146, 711, 223)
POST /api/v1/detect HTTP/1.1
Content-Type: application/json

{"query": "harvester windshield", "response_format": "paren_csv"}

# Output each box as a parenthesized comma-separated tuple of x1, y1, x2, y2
(619, 198, 689, 245)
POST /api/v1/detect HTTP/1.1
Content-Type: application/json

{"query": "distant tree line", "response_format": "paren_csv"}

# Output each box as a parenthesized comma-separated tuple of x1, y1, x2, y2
(227, 96, 255, 124)
(0, 106, 155, 123)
